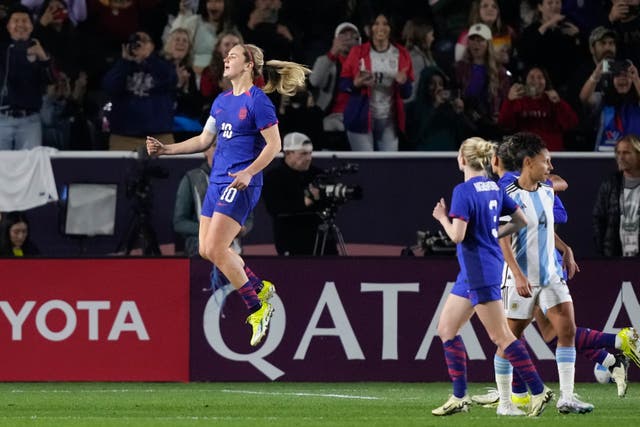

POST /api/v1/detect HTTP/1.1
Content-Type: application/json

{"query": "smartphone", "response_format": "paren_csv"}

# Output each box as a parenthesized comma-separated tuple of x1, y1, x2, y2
(52, 7, 68, 20)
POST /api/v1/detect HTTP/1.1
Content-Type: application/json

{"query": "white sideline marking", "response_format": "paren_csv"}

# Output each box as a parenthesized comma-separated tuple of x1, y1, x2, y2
(221, 389, 381, 400)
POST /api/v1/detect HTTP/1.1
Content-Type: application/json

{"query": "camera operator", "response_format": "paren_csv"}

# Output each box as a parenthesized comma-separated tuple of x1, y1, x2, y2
(263, 132, 338, 256)
(102, 30, 177, 151)
(0, 5, 54, 150)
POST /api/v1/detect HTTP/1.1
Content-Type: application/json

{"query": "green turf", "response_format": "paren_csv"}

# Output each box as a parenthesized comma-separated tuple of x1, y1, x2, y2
(0, 382, 638, 426)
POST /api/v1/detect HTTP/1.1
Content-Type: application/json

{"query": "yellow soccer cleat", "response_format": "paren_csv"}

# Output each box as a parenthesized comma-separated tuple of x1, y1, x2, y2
(617, 327, 640, 367)
(246, 302, 274, 346)
(257, 280, 276, 303)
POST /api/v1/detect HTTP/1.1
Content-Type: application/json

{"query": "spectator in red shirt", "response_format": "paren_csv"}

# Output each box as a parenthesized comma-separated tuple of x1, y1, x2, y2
(498, 66, 578, 151)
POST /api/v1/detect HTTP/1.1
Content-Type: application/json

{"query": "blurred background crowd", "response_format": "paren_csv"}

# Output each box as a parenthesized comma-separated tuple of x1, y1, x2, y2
(0, 0, 637, 153)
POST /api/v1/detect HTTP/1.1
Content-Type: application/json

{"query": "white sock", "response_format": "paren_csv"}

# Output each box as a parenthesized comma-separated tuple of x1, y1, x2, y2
(494, 355, 512, 404)
(556, 347, 576, 398)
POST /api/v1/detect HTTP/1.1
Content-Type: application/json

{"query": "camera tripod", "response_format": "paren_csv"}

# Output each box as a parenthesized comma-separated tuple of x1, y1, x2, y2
(117, 208, 161, 255)
(313, 207, 347, 256)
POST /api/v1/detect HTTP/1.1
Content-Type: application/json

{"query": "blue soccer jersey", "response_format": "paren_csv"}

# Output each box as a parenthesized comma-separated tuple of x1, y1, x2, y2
(209, 86, 278, 185)
(449, 176, 519, 289)
(505, 181, 564, 286)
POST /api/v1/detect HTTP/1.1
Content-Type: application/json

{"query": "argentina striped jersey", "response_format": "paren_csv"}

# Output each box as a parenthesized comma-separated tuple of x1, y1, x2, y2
(505, 181, 563, 286)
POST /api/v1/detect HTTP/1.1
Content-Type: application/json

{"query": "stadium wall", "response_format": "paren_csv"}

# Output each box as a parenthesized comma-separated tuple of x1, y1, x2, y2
(1, 257, 637, 382)
(27, 152, 616, 257)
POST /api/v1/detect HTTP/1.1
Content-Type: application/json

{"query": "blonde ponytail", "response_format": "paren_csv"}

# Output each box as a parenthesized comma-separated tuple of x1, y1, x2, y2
(263, 60, 311, 96)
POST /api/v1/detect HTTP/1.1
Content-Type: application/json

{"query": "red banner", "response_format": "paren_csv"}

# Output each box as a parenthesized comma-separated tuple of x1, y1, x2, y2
(0, 259, 190, 381)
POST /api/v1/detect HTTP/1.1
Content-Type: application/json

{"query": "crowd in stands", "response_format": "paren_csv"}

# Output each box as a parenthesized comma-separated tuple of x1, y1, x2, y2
(0, 0, 637, 152)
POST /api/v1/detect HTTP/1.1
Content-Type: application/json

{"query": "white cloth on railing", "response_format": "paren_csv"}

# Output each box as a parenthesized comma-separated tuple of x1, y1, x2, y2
(0, 147, 58, 211)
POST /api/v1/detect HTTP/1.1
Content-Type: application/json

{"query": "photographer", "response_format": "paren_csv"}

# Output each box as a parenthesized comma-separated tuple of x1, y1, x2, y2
(0, 5, 54, 150)
(263, 132, 338, 256)
(102, 30, 177, 151)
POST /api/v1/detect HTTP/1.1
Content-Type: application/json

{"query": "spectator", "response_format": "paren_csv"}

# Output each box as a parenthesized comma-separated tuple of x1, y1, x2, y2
(102, 30, 177, 151)
(309, 22, 361, 134)
(200, 29, 243, 111)
(41, 70, 96, 149)
(429, 0, 473, 66)
(406, 66, 468, 150)
(263, 132, 338, 255)
(0, 4, 55, 150)
(0, 211, 39, 256)
(163, 27, 204, 141)
(455, 23, 510, 140)
(32, 0, 84, 76)
(455, 0, 516, 68)
(568, 26, 618, 150)
(22, 0, 86, 25)
(81, 0, 162, 86)
(608, 0, 640, 66)
(276, 86, 323, 151)
(402, 18, 436, 104)
(593, 60, 640, 151)
(165, 0, 234, 74)
(242, 0, 293, 61)
(593, 134, 640, 257)
(517, 0, 584, 95)
(498, 66, 578, 151)
(339, 12, 413, 151)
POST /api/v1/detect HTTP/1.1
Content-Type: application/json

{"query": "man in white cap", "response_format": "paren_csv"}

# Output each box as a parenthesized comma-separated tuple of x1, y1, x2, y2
(309, 22, 361, 143)
(263, 132, 338, 256)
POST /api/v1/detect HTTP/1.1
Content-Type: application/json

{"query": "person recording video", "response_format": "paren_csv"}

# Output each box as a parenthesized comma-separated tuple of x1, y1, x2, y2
(0, 4, 54, 150)
(263, 132, 338, 256)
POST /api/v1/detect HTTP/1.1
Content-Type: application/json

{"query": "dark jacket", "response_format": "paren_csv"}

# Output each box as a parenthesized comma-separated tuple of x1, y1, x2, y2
(0, 39, 55, 111)
(102, 53, 177, 136)
(592, 171, 633, 256)
(263, 160, 337, 256)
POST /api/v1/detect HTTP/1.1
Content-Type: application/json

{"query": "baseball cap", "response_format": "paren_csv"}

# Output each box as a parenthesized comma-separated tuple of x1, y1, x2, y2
(467, 23, 492, 41)
(335, 22, 361, 42)
(283, 132, 313, 151)
(589, 26, 617, 46)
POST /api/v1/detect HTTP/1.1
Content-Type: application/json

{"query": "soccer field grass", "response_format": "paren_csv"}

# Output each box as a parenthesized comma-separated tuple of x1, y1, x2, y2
(0, 382, 638, 426)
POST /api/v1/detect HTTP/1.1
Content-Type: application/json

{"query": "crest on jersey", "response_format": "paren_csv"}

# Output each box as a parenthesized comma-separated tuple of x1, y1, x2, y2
(238, 107, 248, 120)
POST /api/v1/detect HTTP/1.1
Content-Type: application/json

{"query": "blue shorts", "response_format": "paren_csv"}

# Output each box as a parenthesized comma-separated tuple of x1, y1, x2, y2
(201, 183, 260, 226)
(451, 272, 501, 306)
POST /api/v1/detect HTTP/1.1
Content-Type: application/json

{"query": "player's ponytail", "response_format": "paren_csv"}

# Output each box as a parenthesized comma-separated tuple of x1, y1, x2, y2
(242, 44, 310, 96)
(263, 60, 311, 96)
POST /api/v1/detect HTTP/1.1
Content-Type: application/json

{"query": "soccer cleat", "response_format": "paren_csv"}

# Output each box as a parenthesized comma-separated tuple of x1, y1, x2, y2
(511, 393, 531, 410)
(246, 302, 274, 346)
(257, 280, 276, 303)
(556, 393, 594, 414)
(431, 395, 471, 416)
(528, 386, 554, 417)
(609, 353, 630, 397)
(471, 388, 499, 405)
(617, 327, 640, 367)
(497, 401, 526, 416)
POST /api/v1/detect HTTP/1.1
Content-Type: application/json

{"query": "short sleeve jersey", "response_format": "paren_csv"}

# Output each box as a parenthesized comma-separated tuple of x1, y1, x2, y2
(209, 85, 278, 185)
(505, 181, 564, 286)
(449, 176, 518, 289)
